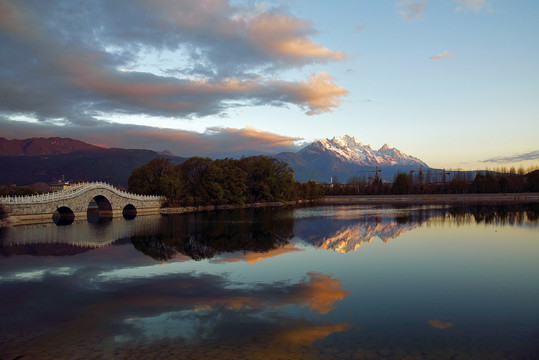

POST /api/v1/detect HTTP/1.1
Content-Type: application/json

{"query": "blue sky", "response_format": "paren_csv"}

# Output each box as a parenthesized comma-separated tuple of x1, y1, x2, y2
(1, 0, 538, 170)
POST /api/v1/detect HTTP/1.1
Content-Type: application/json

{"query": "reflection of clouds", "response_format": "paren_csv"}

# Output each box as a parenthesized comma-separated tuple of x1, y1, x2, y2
(287, 272, 350, 314)
(211, 243, 303, 265)
(276, 322, 351, 346)
(428, 319, 454, 329)
(1, 267, 349, 358)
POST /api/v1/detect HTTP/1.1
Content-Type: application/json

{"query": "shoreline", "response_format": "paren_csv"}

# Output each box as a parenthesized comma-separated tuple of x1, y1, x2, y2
(159, 199, 316, 214)
(321, 193, 539, 204)
(2, 193, 538, 228)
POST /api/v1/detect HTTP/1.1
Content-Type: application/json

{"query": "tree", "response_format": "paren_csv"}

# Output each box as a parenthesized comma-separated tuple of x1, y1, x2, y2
(392, 173, 410, 195)
(214, 158, 248, 205)
(525, 170, 539, 192)
(239, 156, 294, 202)
(179, 157, 224, 207)
(470, 172, 486, 193)
(128, 158, 174, 195)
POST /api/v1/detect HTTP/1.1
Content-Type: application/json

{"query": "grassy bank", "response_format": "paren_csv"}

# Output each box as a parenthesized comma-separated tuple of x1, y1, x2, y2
(160, 199, 317, 215)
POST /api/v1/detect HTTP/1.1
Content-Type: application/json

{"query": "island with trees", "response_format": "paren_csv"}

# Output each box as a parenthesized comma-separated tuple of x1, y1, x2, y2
(127, 155, 324, 209)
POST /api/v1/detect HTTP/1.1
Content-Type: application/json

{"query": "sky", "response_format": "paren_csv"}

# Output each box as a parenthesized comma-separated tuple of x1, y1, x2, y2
(0, 0, 538, 170)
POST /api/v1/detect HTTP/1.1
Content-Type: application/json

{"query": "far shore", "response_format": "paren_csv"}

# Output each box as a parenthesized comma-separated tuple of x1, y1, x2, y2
(159, 199, 316, 214)
(2, 193, 538, 228)
(321, 193, 539, 204)
(159, 193, 539, 215)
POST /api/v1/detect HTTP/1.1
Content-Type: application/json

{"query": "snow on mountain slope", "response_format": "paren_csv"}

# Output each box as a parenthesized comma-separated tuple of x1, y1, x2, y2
(300, 135, 427, 167)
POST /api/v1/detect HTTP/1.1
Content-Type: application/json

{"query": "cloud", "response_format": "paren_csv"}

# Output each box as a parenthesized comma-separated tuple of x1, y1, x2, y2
(396, 0, 429, 21)
(0, 116, 303, 157)
(454, 0, 489, 13)
(213, 243, 303, 265)
(0, 0, 347, 125)
(429, 51, 456, 61)
(428, 319, 454, 329)
(482, 150, 539, 164)
(276, 323, 351, 346)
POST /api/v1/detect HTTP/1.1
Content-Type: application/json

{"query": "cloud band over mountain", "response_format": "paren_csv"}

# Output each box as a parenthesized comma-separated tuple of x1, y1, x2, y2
(0, 116, 302, 157)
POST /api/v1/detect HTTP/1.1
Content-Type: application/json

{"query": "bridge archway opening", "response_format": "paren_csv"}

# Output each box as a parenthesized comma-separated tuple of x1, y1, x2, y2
(122, 204, 137, 220)
(53, 206, 75, 226)
(87, 195, 113, 224)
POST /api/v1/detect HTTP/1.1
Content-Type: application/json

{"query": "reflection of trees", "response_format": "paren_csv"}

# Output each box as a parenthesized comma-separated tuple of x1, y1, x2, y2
(391, 204, 538, 226)
(444, 203, 538, 226)
(131, 208, 295, 261)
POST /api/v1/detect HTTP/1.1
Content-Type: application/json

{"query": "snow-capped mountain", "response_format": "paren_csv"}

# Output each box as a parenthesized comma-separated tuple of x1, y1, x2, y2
(275, 135, 428, 183)
(302, 135, 427, 167)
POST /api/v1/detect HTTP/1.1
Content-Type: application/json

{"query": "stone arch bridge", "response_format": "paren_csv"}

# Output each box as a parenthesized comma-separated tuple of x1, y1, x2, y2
(0, 182, 164, 225)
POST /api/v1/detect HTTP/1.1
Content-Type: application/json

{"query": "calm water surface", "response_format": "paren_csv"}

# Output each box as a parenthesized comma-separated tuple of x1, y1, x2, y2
(0, 204, 538, 359)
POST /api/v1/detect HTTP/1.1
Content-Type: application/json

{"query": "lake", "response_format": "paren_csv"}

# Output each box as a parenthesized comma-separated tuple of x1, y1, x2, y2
(1, 203, 538, 359)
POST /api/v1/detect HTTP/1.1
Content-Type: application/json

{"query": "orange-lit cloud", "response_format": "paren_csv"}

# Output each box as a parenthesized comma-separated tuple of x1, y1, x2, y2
(276, 322, 351, 346)
(173, 272, 349, 315)
(0, 0, 347, 125)
(214, 243, 303, 265)
(284, 272, 349, 314)
(428, 319, 454, 329)
(276, 72, 349, 115)
(429, 51, 455, 61)
(246, 13, 346, 63)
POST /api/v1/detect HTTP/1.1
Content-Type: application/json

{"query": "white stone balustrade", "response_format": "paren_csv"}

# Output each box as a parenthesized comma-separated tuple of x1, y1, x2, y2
(0, 181, 162, 204)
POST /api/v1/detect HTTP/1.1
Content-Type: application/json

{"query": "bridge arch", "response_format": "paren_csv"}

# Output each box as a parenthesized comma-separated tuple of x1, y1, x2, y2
(87, 195, 113, 223)
(52, 206, 75, 225)
(122, 204, 137, 220)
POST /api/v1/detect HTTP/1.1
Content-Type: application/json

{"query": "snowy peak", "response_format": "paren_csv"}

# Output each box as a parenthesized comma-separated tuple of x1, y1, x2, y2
(301, 135, 427, 167)
(329, 135, 365, 149)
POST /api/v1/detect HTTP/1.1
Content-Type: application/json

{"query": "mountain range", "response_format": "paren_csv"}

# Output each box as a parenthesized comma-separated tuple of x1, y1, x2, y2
(0, 135, 428, 187)
(276, 135, 428, 182)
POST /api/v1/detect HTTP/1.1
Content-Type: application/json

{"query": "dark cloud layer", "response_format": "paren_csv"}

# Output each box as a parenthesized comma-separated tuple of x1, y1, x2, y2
(483, 150, 539, 164)
(0, 0, 347, 127)
(0, 116, 302, 157)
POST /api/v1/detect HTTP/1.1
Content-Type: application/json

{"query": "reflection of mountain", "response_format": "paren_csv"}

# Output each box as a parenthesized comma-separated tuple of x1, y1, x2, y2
(131, 208, 296, 261)
(314, 222, 415, 253)
(294, 203, 538, 253)
(295, 216, 419, 253)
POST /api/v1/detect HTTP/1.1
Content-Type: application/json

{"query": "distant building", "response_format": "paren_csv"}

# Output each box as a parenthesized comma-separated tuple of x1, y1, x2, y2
(49, 180, 70, 192)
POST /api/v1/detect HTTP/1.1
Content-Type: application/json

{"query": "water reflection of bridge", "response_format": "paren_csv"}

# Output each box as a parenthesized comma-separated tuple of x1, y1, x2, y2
(0, 214, 163, 248)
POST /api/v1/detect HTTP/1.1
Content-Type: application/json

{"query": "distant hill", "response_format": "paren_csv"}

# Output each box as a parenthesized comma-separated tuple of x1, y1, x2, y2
(0, 137, 185, 187)
(0, 137, 101, 156)
(275, 135, 429, 183)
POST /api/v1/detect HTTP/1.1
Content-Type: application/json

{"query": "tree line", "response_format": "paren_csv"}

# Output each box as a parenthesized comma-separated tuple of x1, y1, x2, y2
(326, 169, 539, 196)
(128, 156, 325, 207)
